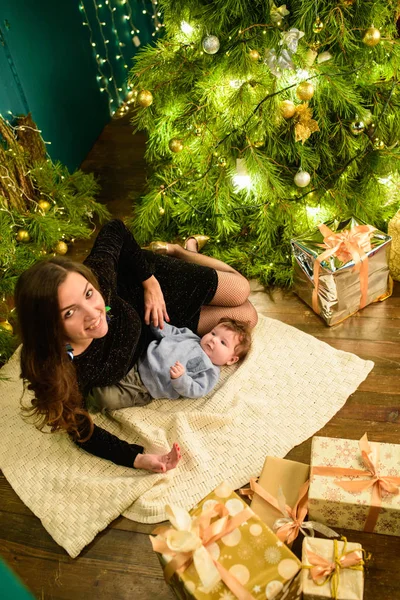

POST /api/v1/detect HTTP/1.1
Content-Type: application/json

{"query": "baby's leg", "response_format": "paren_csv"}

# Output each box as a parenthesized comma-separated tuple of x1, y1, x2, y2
(86, 365, 152, 412)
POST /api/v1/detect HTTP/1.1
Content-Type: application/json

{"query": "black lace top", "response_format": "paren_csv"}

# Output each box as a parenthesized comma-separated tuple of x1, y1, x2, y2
(72, 220, 218, 468)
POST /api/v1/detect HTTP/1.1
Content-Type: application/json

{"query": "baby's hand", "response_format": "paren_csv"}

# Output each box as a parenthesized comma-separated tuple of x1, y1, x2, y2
(170, 361, 185, 379)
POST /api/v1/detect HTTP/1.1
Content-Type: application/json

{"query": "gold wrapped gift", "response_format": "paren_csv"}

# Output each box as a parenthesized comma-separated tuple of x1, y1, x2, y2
(301, 537, 365, 600)
(291, 216, 392, 326)
(150, 482, 302, 600)
(243, 458, 337, 546)
(388, 209, 400, 281)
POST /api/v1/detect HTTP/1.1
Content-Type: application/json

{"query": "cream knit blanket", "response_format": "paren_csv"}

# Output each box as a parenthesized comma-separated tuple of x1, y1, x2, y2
(0, 315, 373, 558)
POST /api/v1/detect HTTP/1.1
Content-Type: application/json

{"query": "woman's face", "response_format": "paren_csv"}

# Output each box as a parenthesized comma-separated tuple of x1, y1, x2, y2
(58, 271, 108, 346)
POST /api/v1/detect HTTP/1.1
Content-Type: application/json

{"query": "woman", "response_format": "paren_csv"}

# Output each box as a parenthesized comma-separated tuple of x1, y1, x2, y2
(15, 220, 257, 473)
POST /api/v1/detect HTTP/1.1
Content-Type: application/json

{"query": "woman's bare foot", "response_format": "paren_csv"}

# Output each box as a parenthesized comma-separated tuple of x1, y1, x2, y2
(133, 442, 181, 473)
(184, 237, 198, 253)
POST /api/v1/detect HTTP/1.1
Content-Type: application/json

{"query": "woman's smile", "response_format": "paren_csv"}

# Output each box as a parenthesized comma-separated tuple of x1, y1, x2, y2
(58, 271, 108, 349)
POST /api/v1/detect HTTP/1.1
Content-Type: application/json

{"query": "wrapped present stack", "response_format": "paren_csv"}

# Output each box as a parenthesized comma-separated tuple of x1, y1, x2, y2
(388, 210, 400, 281)
(150, 482, 302, 600)
(291, 216, 392, 326)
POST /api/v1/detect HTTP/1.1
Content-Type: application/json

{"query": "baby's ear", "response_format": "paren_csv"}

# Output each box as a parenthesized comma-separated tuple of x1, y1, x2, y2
(227, 355, 239, 365)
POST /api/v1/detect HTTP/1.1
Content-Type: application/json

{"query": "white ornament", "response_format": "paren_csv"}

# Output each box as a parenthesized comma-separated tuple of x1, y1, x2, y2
(317, 51, 333, 64)
(294, 170, 311, 187)
(202, 35, 220, 54)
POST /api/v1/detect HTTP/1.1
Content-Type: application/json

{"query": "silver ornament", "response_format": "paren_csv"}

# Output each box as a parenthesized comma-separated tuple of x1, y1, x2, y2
(350, 120, 365, 136)
(294, 170, 311, 188)
(202, 35, 220, 55)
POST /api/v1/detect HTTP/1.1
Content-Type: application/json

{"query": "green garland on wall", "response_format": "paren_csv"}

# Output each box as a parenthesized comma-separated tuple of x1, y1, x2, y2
(0, 114, 110, 362)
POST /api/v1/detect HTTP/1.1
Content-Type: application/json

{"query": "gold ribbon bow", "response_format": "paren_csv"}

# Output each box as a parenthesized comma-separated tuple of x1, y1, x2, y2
(312, 223, 376, 315)
(312, 433, 400, 532)
(304, 538, 365, 600)
(150, 502, 256, 599)
(241, 480, 338, 544)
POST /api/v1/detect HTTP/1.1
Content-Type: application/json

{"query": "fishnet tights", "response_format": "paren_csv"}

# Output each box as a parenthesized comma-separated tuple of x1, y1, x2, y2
(197, 272, 258, 335)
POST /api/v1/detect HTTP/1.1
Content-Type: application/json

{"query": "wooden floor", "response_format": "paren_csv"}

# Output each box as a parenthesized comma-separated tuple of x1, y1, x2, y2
(1, 111, 400, 599)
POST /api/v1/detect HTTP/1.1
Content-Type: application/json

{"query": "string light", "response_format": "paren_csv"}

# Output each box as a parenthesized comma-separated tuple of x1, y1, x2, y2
(79, 1, 163, 115)
(79, 2, 115, 112)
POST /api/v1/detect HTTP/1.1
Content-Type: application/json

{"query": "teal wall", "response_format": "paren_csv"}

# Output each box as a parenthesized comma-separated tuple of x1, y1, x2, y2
(0, 0, 158, 170)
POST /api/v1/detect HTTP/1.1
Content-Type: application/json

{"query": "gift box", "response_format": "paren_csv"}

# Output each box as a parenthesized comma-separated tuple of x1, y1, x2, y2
(291, 216, 392, 326)
(388, 209, 400, 281)
(150, 482, 302, 600)
(246, 457, 310, 544)
(308, 434, 400, 536)
(301, 537, 365, 600)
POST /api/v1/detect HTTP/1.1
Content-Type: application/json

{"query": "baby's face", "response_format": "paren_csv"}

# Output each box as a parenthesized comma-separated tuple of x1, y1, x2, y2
(200, 325, 239, 366)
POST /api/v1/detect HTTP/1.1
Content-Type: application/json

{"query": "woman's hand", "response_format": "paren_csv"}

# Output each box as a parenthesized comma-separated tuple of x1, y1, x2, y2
(133, 443, 181, 473)
(142, 275, 170, 329)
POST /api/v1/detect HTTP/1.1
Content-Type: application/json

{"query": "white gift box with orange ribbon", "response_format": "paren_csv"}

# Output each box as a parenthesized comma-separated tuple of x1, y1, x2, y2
(291, 216, 392, 326)
(150, 482, 302, 600)
(308, 434, 400, 536)
(301, 537, 365, 600)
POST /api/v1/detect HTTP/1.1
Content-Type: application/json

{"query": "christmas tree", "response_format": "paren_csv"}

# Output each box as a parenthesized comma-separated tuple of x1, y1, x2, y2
(0, 114, 109, 362)
(128, 0, 400, 286)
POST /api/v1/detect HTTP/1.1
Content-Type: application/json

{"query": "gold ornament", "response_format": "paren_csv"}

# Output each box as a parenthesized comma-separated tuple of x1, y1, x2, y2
(159, 207, 165, 215)
(0, 320, 13, 333)
(38, 199, 51, 212)
(341, 0, 354, 5)
(249, 49, 260, 62)
(55, 241, 68, 255)
(217, 156, 227, 168)
(279, 100, 296, 119)
(372, 137, 385, 150)
(253, 139, 265, 148)
(126, 89, 137, 100)
(195, 127, 202, 137)
(296, 82, 314, 101)
(350, 120, 365, 136)
(168, 138, 184, 153)
(312, 17, 324, 34)
(362, 26, 381, 47)
(16, 229, 30, 243)
(137, 90, 153, 107)
(293, 103, 320, 144)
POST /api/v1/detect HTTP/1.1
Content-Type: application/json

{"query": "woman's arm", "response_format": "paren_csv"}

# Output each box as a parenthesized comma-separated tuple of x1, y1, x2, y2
(74, 423, 144, 468)
(74, 424, 182, 472)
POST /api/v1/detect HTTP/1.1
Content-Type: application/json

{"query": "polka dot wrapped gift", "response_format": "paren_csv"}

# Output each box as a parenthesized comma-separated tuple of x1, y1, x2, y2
(150, 482, 302, 600)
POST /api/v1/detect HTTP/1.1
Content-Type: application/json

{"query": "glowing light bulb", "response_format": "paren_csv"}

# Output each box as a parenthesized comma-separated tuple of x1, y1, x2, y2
(181, 21, 194, 35)
(233, 159, 251, 191)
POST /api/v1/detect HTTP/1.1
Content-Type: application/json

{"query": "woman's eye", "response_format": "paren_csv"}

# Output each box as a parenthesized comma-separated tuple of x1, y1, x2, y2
(64, 309, 74, 319)
(211, 331, 215, 336)
(86, 289, 93, 299)
(221, 340, 226, 346)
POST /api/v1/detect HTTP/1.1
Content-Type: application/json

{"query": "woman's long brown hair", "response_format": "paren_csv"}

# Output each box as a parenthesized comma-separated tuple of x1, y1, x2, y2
(14, 257, 101, 442)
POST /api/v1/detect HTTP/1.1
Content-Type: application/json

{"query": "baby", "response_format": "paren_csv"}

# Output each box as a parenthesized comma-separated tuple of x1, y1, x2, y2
(138, 317, 252, 399)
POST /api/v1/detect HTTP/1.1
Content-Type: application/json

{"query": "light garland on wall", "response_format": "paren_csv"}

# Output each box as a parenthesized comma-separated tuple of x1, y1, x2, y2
(79, 0, 163, 116)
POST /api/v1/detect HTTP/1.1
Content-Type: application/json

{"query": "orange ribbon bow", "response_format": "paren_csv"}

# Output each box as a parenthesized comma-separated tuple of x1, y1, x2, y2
(305, 538, 364, 600)
(241, 480, 338, 544)
(150, 502, 256, 600)
(312, 223, 376, 314)
(312, 433, 400, 532)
